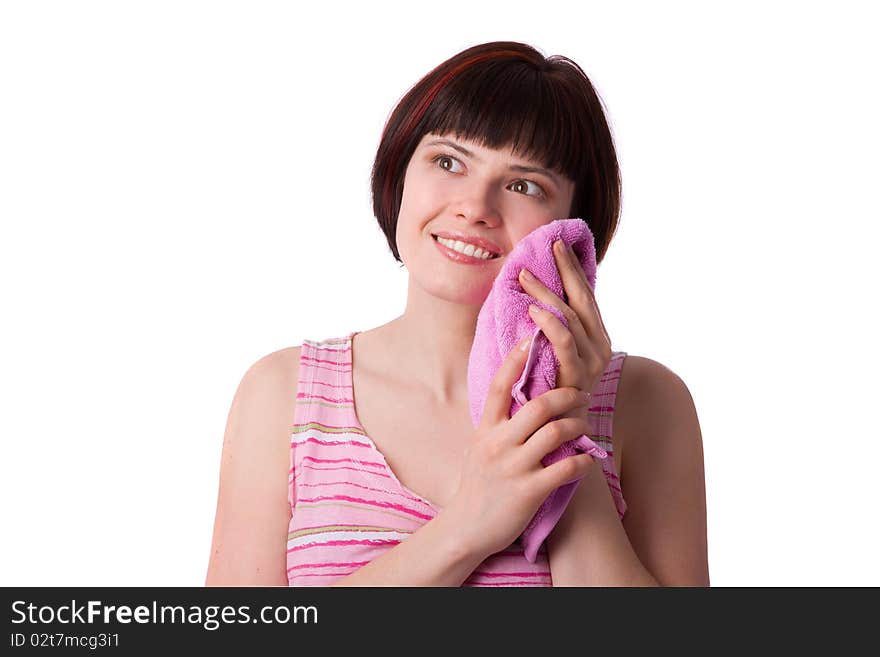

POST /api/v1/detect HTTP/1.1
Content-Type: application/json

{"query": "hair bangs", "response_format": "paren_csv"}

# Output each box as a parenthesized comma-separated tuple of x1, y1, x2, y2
(420, 65, 583, 180)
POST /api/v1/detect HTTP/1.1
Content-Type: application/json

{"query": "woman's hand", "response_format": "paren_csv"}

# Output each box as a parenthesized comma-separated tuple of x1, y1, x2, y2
(445, 238, 611, 561)
(446, 338, 598, 560)
(518, 238, 614, 419)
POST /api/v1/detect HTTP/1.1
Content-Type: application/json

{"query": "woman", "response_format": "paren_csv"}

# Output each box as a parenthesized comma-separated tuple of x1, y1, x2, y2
(206, 41, 709, 587)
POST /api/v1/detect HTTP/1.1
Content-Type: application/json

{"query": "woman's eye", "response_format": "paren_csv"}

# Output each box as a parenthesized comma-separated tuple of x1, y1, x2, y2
(509, 179, 544, 199)
(433, 154, 464, 173)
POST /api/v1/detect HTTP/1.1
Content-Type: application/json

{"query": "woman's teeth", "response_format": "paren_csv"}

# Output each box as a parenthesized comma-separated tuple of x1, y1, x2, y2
(434, 236, 497, 260)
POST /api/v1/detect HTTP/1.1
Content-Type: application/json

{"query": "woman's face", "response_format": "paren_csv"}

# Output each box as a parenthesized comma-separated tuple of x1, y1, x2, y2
(396, 131, 576, 307)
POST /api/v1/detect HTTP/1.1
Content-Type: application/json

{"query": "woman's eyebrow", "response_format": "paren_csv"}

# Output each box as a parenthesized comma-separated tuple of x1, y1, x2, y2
(424, 138, 562, 187)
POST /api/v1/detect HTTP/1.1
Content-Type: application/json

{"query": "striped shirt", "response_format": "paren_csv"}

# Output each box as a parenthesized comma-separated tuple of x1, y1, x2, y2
(287, 331, 627, 586)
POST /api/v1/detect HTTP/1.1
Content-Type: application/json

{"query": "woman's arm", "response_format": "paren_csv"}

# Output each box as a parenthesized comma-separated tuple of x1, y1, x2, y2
(546, 355, 710, 586)
(329, 505, 489, 587)
(205, 349, 299, 586)
(206, 347, 492, 587)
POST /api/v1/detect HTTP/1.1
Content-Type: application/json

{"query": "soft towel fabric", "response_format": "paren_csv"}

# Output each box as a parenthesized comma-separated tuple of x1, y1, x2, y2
(467, 218, 610, 563)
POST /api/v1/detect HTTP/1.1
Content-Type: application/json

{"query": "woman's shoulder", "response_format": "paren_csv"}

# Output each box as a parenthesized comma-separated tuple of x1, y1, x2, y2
(614, 354, 697, 454)
(242, 332, 355, 404)
(241, 345, 303, 394)
(207, 345, 303, 586)
(227, 345, 306, 442)
(617, 354, 690, 402)
(611, 353, 709, 585)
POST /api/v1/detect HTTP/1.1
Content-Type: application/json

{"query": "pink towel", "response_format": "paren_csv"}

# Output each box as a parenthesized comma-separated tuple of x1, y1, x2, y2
(467, 218, 609, 563)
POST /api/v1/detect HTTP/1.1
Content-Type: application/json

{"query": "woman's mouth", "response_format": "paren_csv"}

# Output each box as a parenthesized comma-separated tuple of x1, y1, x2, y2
(431, 234, 501, 264)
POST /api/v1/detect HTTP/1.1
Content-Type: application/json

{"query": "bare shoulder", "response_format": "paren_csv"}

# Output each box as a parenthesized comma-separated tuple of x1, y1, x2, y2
(205, 344, 303, 586)
(242, 345, 302, 396)
(615, 355, 697, 441)
(614, 354, 709, 586)
(224, 345, 304, 443)
(617, 354, 690, 405)
(218, 344, 303, 464)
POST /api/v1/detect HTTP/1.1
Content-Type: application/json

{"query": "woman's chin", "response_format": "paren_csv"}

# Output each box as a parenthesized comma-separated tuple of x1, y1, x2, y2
(419, 278, 492, 308)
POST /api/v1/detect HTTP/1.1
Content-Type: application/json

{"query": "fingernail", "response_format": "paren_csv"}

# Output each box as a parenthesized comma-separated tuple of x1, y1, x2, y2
(554, 239, 565, 254)
(519, 268, 534, 282)
(528, 304, 541, 316)
(519, 335, 532, 351)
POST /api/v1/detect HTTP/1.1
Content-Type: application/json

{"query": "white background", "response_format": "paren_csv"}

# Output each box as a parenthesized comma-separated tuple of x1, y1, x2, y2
(1, 1, 877, 586)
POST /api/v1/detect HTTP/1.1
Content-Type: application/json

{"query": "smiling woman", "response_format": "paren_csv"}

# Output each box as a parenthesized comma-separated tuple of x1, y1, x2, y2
(206, 40, 709, 588)
(371, 42, 621, 267)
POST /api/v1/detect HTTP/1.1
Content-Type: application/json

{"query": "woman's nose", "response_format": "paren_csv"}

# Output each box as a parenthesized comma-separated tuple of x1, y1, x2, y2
(455, 185, 502, 225)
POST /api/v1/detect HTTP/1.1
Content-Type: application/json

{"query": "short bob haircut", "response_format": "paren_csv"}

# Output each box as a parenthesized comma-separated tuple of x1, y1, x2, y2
(371, 40, 622, 266)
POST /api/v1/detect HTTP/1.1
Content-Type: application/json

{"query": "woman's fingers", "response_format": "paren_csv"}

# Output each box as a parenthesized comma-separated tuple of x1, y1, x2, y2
(535, 452, 596, 492)
(527, 302, 591, 391)
(480, 334, 534, 427)
(480, 336, 588, 430)
(518, 415, 592, 465)
(505, 386, 589, 445)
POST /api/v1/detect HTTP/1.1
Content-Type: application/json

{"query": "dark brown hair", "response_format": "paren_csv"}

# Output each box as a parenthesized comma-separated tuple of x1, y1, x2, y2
(370, 40, 622, 265)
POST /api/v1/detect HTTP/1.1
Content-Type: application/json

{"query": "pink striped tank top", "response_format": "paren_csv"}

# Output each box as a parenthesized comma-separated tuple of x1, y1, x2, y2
(286, 331, 627, 586)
